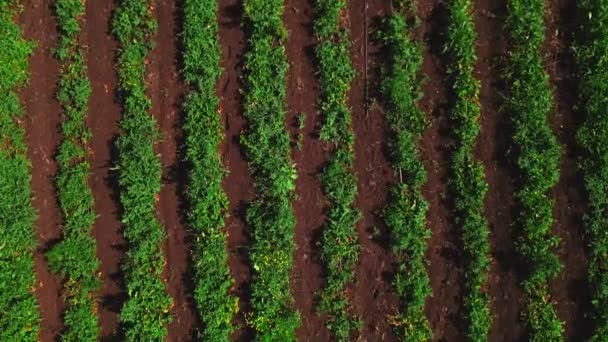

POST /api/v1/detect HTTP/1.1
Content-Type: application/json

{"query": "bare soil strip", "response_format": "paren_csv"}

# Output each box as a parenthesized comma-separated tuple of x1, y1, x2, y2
(148, 0, 195, 339)
(85, 0, 126, 337)
(473, 0, 526, 340)
(284, 0, 331, 340)
(347, 0, 401, 340)
(545, 0, 593, 339)
(217, 0, 254, 339)
(19, 1, 64, 340)
(417, 0, 466, 340)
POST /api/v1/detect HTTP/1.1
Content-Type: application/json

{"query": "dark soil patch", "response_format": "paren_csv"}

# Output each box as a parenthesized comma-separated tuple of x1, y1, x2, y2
(217, 0, 255, 340)
(19, 1, 64, 340)
(347, 0, 400, 340)
(284, 0, 331, 340)
(545, 1, 593, 340)
(147, 0, 195, 340)
(85, 0, 126, 338)
(417, 0, 466, 340)
(473, 0, 526, 340)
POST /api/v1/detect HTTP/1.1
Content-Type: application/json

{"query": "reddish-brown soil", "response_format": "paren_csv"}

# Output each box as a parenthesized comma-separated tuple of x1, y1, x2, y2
(85, 0, 126, 338)
(284, 0, 331, 340)
(474, 0, 526, 340)
(417, 1, 467, 340)
(19, 1, 64, 340)
(147, 0, 195, 340)
(217, 0, 255, 339)
(348, 0, 401, 340)
(545, 0, 593, 340)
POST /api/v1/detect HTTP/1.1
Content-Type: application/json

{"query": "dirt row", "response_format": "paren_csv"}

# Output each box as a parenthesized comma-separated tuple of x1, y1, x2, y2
(473, 0, 524, 340)
(18, 0, 589, 340)
(283, 0, 330, 339)
(545, 0, 592, 340)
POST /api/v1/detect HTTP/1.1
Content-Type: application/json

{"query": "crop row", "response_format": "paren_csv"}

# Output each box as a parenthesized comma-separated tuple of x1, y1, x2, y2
(45, 0, 100, 339)
(112, 0, 172, 339)
(377, 2, 431, 341)
(0, 1, 38, 340)
(181, 0, 238, 340)
(241, 0, 300, 339)
(505, 0, 564, 340)
(576, 1, 608, 340)
(444, 1, 492, 340)
(314, 0, 361, 340)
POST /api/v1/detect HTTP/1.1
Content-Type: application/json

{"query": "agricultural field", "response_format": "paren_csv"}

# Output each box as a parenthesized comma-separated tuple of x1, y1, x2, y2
(1, 0, 607, 341)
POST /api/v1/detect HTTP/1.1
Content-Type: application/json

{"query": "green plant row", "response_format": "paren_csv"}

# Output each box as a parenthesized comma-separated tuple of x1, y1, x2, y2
(181, 0, 238, 340)
(0, 0, 38, 340)
(314, 0, 361, 340)
(241, 0, 300, 339)
(505, 1, 564, 340)
(45, 0, 100, 339)
(377, 4, 432, 341)
(444, 1, 492, 340)
(576, 1, 608, 340)
(111, 1, 172, 339)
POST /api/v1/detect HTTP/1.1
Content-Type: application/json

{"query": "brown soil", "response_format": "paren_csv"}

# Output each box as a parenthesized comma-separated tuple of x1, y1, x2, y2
(85, 0, 126, 338)
(474, 0, 527, 340)
(284, 0, 332, 340)
(545, 1, 593, 340)
(217, 0, 254, 340)
(347, 0, 401, 340)
(19, 1, 64, 340)
(147, 0, 195, 340)
(416, 1, 467, 341)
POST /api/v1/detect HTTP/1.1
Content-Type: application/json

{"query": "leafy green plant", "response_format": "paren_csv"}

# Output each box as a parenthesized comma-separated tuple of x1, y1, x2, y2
(313, 0, 361, 340)
(241, 0, 300, 339)
(377, 4, 432, 340)
(181, 0, 238, 340)
(111, 1, 172, 340)
(575, 1, 608, 340)
(443, 1, 492, 340)
(0, 1, 38, 340)
(296, 112, 305, 150)
(45, 0, 100, 339)
(297, 112, 306, 131)
(505, 0, 564, 340)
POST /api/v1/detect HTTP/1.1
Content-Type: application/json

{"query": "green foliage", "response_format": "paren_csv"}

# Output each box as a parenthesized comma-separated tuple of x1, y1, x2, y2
(444, 1, 491, 340)
(297, 112, 306, 130)
(575, 1, 608, 340)
(45, 0, 100, 339)
(241, 0, 300, 339)
(111, 1, 171, 340)
(0, 2, 38, 340)
(296, 112, 305, 150)
(181, 0, 238, 340)
(314, 0, 361, 340)
(505, 1, 564, 340)
(377, 10, 432, 341)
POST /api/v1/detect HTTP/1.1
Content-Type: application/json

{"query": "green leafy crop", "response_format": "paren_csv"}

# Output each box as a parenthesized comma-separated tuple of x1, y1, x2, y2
(505, 0, 564, 340)
(181, 0, 238, 340)
(314, 0, 362, 340)
(45, 0, 101, 339)
(575, 1, 608, 340)
(241, 0, 301, 339)
(0, 1, 38, 340)
(377, 4, 432, 340)
(444, 0, 492, 340)
(111, 0, 172, 339)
